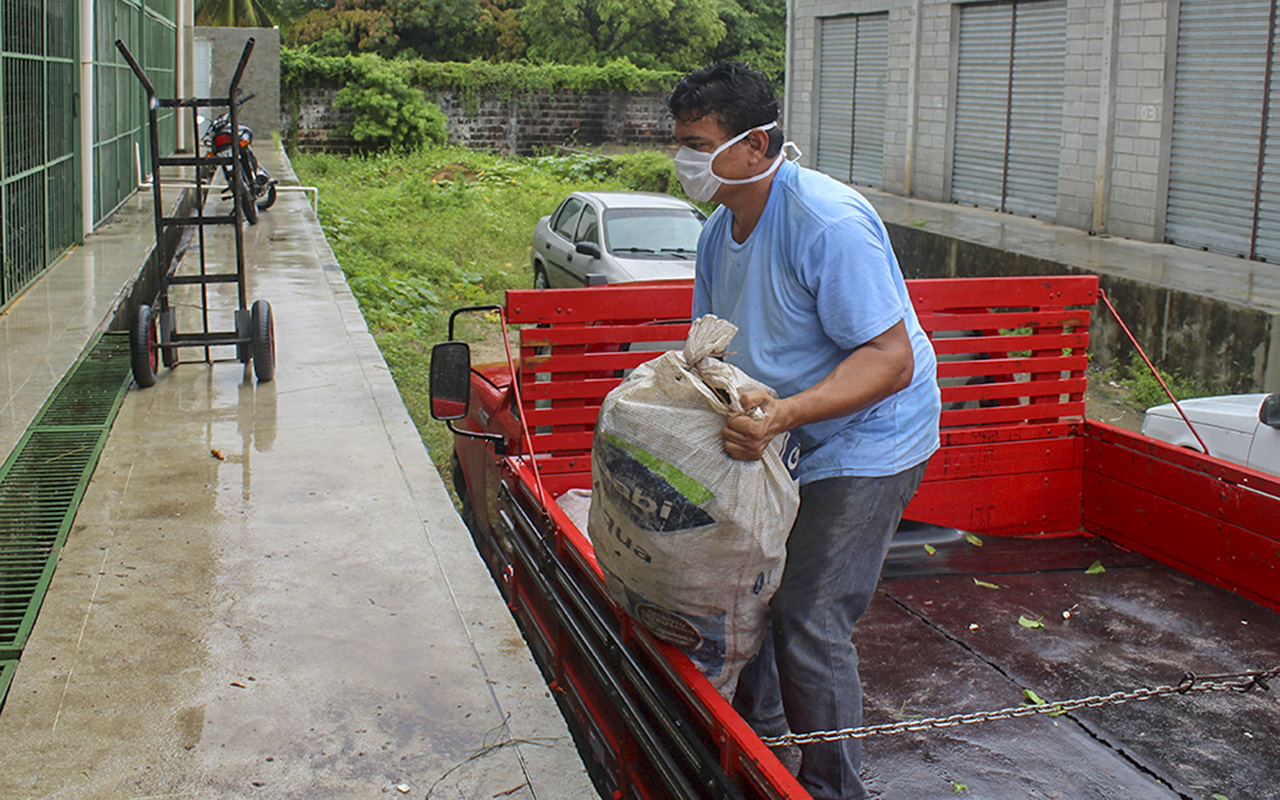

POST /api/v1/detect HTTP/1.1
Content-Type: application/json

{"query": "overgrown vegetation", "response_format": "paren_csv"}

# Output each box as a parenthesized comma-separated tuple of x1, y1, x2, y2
(282, 49, 684, 96)
(1116, 351, 1220, 409)
(333, 55, 450, 151)
(291, 145, 688, 470)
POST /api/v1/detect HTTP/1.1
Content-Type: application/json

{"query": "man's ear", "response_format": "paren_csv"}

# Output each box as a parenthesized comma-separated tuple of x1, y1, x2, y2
(746, 127, 772, 164)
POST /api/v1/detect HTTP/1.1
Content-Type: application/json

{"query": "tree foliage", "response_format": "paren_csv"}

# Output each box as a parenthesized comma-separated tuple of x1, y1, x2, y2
(195, 0, 276, 27)
(288, 0, 493, 61)
(710, 0, 785, 82)
(519, 0, 726, 70)
(279, 0, 784, 75)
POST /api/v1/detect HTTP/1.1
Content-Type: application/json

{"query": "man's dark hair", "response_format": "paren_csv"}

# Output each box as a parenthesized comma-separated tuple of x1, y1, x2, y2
(668, 62, 783, 157)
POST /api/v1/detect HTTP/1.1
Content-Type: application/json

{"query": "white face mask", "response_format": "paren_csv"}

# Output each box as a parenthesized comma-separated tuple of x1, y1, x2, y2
(675, 122, 791, 203)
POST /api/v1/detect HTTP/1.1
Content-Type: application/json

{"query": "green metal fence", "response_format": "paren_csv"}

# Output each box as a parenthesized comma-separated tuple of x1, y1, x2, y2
(0, 0, 176, 311)
(1, 0, 80, 309)
(94, 0, 176, 225)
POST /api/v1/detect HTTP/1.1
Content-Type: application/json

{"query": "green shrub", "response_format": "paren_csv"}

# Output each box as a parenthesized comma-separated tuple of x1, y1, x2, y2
(334, 55, 448, 152)
(529, 152, 616, 183)
(1119, 352, 1218, 409)
(612, 151, 678, 194)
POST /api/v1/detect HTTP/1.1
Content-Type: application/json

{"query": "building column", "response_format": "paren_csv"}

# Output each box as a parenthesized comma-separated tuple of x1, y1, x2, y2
(79, 0, 93, 235)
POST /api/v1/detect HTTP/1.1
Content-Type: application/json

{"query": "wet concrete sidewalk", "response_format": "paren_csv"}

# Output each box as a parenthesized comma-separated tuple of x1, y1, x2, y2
(0, 145, 595, 799)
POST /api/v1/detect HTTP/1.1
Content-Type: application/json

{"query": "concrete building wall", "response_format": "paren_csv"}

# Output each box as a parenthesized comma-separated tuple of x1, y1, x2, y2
(786, 0, 1193, 243)
(1056, 0, 1107, 232)
(910, 0, 954, 201)
(1107, 0, 1169, 240)
(194, 27, 281, 140)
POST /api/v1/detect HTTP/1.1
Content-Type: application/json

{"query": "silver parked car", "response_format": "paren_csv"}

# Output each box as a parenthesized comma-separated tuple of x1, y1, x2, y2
(1141, 392, 1280, 477)
(531, 191, 706, 288)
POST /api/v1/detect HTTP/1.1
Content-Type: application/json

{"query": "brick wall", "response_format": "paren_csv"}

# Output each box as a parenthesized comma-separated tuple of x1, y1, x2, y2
(289, 86, 674, 155)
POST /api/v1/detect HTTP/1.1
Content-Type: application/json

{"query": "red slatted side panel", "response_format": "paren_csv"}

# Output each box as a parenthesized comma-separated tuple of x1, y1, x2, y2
(1082, 421, 1280, 613)
(506, 276, 1099, 535)
(507, 284, 695, 326)
(905, 275, 1098, 535)
(912, 276, 1096, 430)
(508, 285, 694, 481)
(906, 424, 1085, 535)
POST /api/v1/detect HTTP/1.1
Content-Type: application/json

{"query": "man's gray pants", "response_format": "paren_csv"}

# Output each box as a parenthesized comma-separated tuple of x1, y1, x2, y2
(733, 460, 930, 800)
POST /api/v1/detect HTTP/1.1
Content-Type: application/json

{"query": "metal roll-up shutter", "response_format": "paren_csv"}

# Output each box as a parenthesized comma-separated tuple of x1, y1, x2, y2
(851, 13, 889, 187)
(1166, 0, 1271, 258)
(952, 3, 1013, 210)
(1004, 0, 1065, 220)
(816, 17, 857, 182)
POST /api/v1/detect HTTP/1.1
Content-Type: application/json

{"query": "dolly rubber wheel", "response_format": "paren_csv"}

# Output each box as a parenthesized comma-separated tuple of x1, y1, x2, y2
(131, 304, 159, 388)
(251, 299, 275, 383)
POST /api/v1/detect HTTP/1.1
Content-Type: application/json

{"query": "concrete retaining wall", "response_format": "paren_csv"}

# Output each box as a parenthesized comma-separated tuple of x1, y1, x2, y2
(289, 85, 673, 155)
(195, 27, 281, 141)
(888, 223, 1275, 393)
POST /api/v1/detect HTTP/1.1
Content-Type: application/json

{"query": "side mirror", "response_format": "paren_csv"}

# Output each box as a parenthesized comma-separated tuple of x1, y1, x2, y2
(576, 241, 602, 259)
(1261, 393, 1280, 429)
(585, 273, 609, 286)
(430, 341, 472, 420)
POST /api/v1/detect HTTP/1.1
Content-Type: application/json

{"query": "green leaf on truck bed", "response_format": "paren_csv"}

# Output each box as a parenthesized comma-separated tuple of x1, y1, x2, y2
(1023, 688, 1066, 715)
(973, 578, 1000, 590)
(1018, 615, 1045, 629)
(965, 533, 984, 547)
(924, 544, 936, 555)
(1085, 560, 1106, 575)
(952, 782, 969, 793)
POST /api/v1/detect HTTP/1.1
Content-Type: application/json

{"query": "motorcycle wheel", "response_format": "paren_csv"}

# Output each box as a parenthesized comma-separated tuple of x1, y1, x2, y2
(239, 171, 258, 225)
(256, 182, 277, 211)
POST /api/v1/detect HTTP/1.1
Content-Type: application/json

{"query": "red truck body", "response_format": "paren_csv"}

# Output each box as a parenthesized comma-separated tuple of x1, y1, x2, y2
(443, 276, 1280, 799)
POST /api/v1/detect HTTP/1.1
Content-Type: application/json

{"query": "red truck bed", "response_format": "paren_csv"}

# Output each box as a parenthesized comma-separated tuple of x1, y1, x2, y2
(446, 276, 1280, 799)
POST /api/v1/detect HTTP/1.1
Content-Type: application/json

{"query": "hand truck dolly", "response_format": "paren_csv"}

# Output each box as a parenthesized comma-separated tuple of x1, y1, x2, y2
(116, 37, 276, 387)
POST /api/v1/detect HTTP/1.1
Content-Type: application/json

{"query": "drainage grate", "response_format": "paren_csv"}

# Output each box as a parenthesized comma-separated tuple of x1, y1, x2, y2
(0, 428, 105, 657)
(0, 332, 131, 705)
(0, 660, 15, 708)
(33, 334, 133, 428)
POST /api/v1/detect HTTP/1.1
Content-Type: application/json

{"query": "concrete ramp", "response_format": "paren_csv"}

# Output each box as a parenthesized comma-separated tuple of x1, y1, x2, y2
(0, 146, 594, 799)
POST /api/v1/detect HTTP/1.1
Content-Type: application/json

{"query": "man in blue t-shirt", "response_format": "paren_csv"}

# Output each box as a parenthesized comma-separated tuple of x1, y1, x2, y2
(668, 63, 941, 800)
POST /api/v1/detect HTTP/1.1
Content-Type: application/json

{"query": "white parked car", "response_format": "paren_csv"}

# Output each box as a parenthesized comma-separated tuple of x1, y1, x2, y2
(531, 191, 706, 288)
(1141, 392, 1280, 477)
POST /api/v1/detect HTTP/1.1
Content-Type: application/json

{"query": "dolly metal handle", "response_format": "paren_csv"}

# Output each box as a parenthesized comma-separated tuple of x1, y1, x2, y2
(114, 39, 155, 98)
(227, 38, 256, 95)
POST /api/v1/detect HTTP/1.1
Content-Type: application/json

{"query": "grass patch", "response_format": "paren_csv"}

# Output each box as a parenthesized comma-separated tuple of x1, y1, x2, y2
(292, 144, 683, 478)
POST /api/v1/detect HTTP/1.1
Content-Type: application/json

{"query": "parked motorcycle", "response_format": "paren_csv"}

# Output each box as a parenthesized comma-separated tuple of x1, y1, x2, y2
(203, 92, 276, 224)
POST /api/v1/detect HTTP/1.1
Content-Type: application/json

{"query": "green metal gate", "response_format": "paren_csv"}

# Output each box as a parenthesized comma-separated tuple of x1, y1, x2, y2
(0, 0, 177, 311)
(1, 0, 80, 310)
(94, 0, 176, 225)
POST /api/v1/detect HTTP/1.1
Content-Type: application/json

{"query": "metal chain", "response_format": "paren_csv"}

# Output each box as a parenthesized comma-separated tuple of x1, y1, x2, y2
(762, 666, 1279, 747)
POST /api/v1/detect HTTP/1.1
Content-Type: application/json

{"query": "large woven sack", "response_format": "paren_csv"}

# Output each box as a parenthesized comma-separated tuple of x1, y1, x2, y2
(588, 315, 800, 699)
